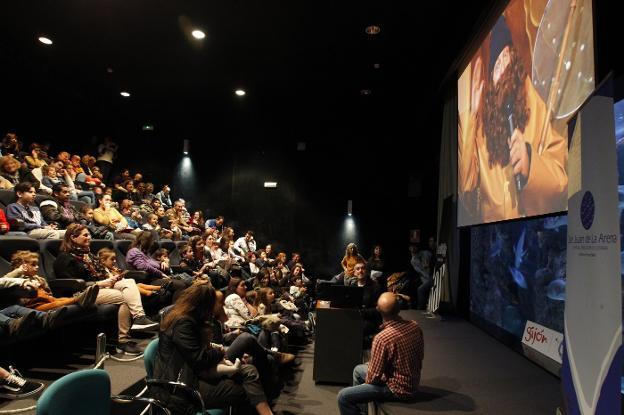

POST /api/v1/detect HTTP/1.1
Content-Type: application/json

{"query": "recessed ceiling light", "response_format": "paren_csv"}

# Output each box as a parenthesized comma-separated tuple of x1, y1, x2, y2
(235, 89, 246, 97)
(264, 182, 277, 188)
(373, 63, 381, 69)
(38, 36, 53, 45)
(360, 89, 372, 96)
(191, 30, 206, 40)
(120, 91, 131, 97)
(106, 67, 114, 74)
(365, 25, 381, 35)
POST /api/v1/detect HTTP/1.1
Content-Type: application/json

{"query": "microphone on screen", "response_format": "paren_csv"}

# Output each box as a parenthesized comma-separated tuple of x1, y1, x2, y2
(505, 99, 523, 193)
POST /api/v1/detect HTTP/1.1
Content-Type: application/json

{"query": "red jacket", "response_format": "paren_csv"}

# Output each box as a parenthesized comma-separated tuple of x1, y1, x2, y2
(0, 209, 10, 233)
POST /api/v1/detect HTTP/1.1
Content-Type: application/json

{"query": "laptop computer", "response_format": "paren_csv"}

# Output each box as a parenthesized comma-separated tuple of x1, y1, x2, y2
(328, 285, 364, 308)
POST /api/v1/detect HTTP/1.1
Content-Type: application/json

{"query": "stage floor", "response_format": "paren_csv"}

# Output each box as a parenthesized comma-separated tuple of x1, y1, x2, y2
(273, 310, 561, 415)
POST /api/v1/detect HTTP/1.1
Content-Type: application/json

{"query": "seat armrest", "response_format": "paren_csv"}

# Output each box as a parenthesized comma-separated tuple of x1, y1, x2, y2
(48, 278, 86, 295)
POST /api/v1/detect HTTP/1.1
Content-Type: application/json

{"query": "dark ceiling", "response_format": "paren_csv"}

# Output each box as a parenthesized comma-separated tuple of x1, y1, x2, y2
(0, 0, 496, 151)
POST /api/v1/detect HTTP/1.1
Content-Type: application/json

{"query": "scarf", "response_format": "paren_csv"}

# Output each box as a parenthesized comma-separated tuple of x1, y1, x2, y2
(69, 245, 108, 280)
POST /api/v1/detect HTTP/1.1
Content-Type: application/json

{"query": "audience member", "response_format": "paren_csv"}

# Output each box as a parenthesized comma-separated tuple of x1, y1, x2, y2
(0, 133, 23, 159)
(4, 250, 98, 311)
(151, 284, 275, 415)
(39, 183, 81, 229)
(0, 366, 45, 399)
(0, 156, 40, 190)
(234, 230, 257, 257)
(53, 224, 159, 355)
(95, 136, 118, 180)
(337, 293, 424, 415)
(5, 182, 65, 239)
(206, 215, 224, 232)
(368, 244, 385, 282)
(24, 143, 48, 169)
(155, 184, 172, 209)
(337, 243, 366, 285)
(93, 194, 137, 240)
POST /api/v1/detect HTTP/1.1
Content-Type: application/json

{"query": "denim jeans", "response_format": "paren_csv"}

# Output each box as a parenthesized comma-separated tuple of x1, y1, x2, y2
(337, 363, 396, 415)
(0, 305, 45, 328)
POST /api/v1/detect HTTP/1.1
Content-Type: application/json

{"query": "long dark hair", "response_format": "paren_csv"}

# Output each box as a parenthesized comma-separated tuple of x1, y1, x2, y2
(61, 223, 89, 252)
(188, 235, 204, 259)
(160, 284, 216, 332)
(483, 46, 529, 168)
(254, 287, 274, 309)
(226, 277, 244, 297)
(130, 230, 156, 254)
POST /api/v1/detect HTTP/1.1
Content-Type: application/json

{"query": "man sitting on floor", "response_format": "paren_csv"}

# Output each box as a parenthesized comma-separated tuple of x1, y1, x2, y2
(337, 292, 424, 415)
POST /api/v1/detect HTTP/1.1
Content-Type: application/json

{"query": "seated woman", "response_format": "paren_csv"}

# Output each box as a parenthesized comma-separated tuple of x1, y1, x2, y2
(338, 242, 367, 285)
(151, 283, 275, 415)
(367, 244, 386, 282)
(155, 205, 182, 240)
(53, 224, 159, 355)
(242, 252, 262, 282)
(0, 155, 40, 190)
(125, 231, 189, 298)
(190, 210, 205, 230)
(93, 193, 138, 240)
(224, 278, 281, 351)
(4, 250, 98, 311)
(223, 277, 258, 331)
(24, 143, 48, 170)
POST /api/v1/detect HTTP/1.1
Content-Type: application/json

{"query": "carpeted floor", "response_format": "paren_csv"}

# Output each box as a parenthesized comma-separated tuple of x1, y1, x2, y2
(0, 311, 561, 414)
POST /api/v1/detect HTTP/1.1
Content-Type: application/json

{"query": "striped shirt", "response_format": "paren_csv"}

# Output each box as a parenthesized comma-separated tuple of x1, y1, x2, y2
(366, 318, 424, 398)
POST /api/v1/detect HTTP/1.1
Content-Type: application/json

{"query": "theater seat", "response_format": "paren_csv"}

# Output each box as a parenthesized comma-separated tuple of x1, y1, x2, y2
(39, 239, 88, 296)
(0, 236, 40, 276)
(113, 240, 133, 269)
(90, 239, 114, 256)
(0, 189, 16, 207)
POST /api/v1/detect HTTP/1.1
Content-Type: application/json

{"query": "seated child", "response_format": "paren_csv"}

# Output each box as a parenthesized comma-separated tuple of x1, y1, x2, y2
(4, 250, 98, 311)
(153, 248, 194, 285)
(97, 248, 162, 297)
(79, 205, 114, 240)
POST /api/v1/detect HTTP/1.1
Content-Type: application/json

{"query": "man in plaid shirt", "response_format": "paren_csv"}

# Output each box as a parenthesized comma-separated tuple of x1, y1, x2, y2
(337, 292, 424, 415)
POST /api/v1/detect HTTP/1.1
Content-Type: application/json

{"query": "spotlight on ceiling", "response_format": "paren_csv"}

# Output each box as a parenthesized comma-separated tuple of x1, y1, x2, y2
(183, 139, 190, 155)
(38, 36, 53, 45)
(264, 182, 278, 188)
(347, 200, 353, 216)
(235, 89, 246, 97)
(191, 29, 206, 40)
(120, 91, 131, 97)
(360, 89, 372, 96)
(142, 124, 154, 131)
(365, 25, 381, 35)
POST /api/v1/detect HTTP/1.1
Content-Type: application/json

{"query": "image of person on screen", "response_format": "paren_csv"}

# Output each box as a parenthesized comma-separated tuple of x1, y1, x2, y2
(458, 14, 567, 224)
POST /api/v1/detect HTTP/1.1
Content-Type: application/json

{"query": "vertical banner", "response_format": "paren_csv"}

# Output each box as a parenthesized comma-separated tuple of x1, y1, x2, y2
(564, 78, 622, 414)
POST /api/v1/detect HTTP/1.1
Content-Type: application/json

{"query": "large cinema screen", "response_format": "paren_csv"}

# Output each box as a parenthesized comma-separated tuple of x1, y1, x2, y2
(457, 0, 594, 227)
